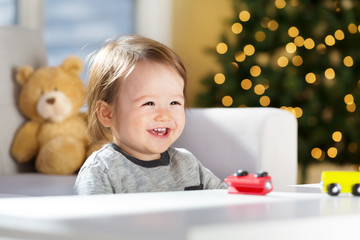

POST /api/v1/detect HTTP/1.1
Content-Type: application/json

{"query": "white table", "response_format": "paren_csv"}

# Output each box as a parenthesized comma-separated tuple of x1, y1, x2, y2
(0, 188, 360, 240)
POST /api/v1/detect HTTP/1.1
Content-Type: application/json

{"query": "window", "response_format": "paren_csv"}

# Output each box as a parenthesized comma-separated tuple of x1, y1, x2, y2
(0, 0, 17, 25)
(44, 0, 134, 69)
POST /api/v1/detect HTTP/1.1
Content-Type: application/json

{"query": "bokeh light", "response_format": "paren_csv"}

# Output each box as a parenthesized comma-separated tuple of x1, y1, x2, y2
(324, 68, 335, 79)
(286, 42, 297, 53)
(268, 20, 279, 31)
(244, 44, 255, 56)
(216, 42, 228, 54)
(277, 56, 289, 67)
(222, 96, 233, 107)
(327, 147, 338, 158)
(311, 148, 323, 160)
(239, 10, 250, 22)
(294, 36, 304, 47)
(305, 72, 316, 84)
(325, 35, 335, 46)
(261, 17, 270, 28)
(344, 94, 354, 105)
(332, 131, 342, 142)
(275, 0, 286, 9)
(254, 84, 265, 95)
(255, 31, 266, 42)
(250, 65, 261, 77)
(292, 55, 303, 66)
(347, 103, 356, 112)
(259, 96, 271, 106)
(214, 73, 225, 85)
(241, 79, 252, 90)
(343, 56, 354, 67)
(334, 29, 345, 40)
(232, 22, 243, 34)
(316, 44, 327, 54)
(304, 38, 315, 49)
(288, 26, 299, 38)
(348, 23, 357, 34)
(235, 51, 246, 62)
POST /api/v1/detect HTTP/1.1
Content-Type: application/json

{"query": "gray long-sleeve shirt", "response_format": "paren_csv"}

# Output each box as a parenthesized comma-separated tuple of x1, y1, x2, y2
(74, 143, 227, 194)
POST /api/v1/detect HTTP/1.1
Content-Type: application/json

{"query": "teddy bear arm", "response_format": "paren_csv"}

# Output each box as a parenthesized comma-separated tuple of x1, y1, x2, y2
(11, 121, 40, 163)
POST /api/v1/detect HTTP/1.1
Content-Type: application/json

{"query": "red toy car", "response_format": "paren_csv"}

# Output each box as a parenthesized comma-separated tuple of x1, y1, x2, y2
(224, 170, 273, 195)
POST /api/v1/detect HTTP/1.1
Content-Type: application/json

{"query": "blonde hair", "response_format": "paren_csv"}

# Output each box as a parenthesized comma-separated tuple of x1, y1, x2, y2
(87, 35, 187, 142)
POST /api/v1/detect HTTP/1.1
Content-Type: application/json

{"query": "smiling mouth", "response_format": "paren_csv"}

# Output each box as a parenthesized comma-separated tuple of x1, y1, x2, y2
(150, 128, 170, 136)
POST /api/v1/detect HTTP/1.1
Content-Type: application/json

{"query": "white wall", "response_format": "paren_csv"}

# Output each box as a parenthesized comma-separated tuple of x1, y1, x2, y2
(17, 0, 44, 30)
(135, 0, 173, 47)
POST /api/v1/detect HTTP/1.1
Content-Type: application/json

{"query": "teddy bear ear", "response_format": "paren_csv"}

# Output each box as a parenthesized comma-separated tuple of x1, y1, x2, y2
(16, 66, 34, 85)
(61, 56, 83, 75)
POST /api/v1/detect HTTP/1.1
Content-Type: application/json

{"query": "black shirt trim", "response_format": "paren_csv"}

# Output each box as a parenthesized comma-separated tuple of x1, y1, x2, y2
(111, 143, 170, 168)
(185, 184, 204, 191)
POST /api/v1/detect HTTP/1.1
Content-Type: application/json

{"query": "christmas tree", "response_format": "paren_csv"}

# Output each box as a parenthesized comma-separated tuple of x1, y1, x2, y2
(197, 0, 360, 181)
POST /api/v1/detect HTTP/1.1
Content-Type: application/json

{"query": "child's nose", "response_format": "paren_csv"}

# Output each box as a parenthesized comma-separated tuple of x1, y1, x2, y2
(155, 108, 171, 122)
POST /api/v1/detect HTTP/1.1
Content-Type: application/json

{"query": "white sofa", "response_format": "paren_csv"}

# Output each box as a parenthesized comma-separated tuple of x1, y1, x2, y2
(174, 107, 298, 190)
(0, 27, 298, 196)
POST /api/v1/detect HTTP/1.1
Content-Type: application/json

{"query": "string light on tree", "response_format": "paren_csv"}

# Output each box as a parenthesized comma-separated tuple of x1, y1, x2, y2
(254, 84, 265, 95)
(222, 95, 233, 107)
(241, 79, 252, 90)
(311, 147, 324, 161)
(292, 55, 303, 66)
(255, 31, 266, 42)
(343, 56, 354, 67)
(305, 72, 316, 84)
(294, 36, 305, 47)
(250, 65, 261, 77)
(239, 10, 250, 22)
(216, 43, 228, 54)
(332, 131, 342, 142)
(232, 23, 243, 34)
(327, 147, 338, 158)
(235, 51, 246, 62)
(259, 96, 271, 106)
(324, 68, 335, 79)
(286, 42, 297, 53)
(275, 0, 286, 9)
(316, 44, 327, 54)
(268, 20, 279, 31)
(288, 26, 299, 38)
(277, 56, 289, 67)
(304, 38, 315, 49)
(325, 35, 336, 46)
(214, 73, 226, 85)
(334, 29, 345, 40)
(348, 23, 357, 33)
(244, 44, 255, 56)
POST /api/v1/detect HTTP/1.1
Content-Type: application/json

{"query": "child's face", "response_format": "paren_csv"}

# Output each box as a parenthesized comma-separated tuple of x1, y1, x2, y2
(112, 61, 185, 160)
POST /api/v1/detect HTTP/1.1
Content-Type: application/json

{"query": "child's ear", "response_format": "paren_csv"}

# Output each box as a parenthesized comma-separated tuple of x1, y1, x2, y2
(96, 101, 114, 128)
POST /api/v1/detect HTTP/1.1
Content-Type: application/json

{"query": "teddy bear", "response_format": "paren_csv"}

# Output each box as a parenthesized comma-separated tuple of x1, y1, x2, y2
(11, 56, 90, 175)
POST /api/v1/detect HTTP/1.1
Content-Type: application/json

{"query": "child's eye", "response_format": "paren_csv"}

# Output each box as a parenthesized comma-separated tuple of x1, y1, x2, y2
(143, 102, 155, 106)
(170, 101, 181, 105)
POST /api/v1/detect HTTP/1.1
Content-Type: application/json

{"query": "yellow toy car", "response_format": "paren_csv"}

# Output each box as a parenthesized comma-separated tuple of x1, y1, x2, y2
(321, 171, 360, 196)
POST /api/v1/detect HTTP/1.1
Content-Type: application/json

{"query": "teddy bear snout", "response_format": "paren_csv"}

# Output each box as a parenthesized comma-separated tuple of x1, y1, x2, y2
(37, 91, 73, 123)
(46, 98, 56, 105)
